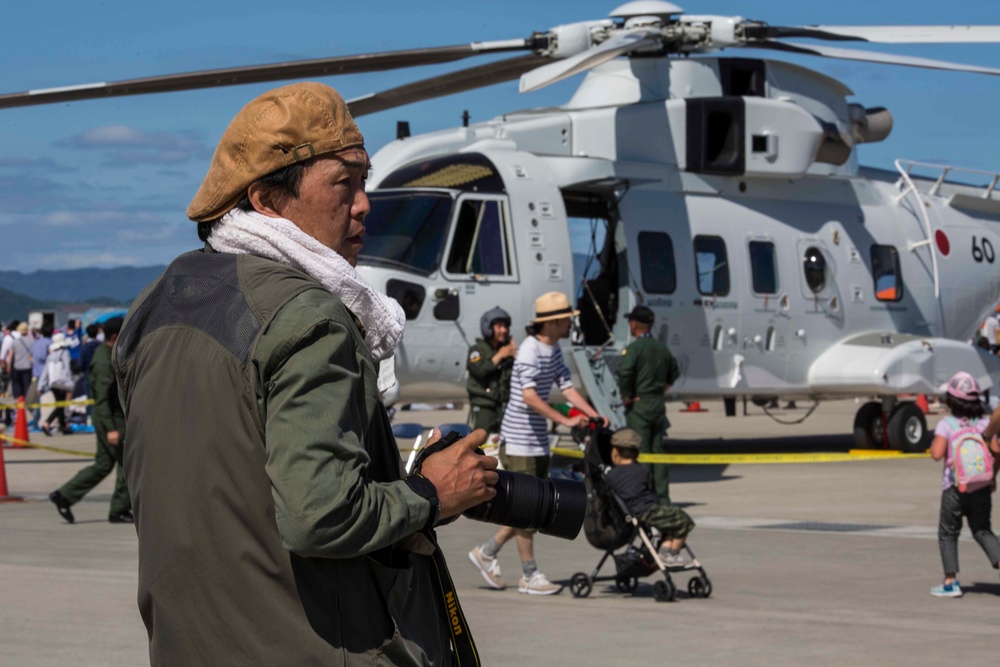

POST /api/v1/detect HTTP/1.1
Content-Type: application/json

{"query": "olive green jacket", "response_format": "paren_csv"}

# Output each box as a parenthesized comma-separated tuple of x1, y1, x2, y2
(88, 343, 125, 435)
(617, 335, 680, 422)
(465, 338, 512, 411)
(115, 248, 452, 666)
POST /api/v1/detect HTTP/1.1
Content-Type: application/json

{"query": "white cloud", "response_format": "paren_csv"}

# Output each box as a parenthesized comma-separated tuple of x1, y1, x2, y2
(55, 125, 210, 166)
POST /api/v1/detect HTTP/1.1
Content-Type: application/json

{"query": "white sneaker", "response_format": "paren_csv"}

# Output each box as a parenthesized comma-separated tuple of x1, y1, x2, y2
(468, 546, 505, 589)
(517, 571, 563, 595)
(664, 554, 688, 567)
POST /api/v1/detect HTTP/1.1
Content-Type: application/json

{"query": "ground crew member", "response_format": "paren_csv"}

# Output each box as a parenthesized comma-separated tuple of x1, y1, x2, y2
(467, 306, 516, 433)
(617, 305, 679, 504)
(49, 316, 131, 524)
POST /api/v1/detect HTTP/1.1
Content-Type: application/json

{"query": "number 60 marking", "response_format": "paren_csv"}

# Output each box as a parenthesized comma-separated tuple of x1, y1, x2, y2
(972, 236, 995, 263)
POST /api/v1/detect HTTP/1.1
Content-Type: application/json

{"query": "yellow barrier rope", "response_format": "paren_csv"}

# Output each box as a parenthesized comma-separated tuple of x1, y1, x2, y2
(0, 398, 94, 409)
(551, 446, 929, 464)
(0, 431, 95, 457)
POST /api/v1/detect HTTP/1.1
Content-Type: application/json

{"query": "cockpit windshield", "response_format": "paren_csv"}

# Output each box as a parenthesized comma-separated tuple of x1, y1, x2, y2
(359, 191, 454, 275)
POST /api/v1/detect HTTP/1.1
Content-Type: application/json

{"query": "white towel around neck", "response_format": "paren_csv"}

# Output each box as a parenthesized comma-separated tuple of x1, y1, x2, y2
(208, 208, 404, 392)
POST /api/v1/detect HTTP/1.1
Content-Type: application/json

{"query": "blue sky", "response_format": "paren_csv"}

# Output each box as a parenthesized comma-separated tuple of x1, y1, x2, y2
(1, 0, 999, 273)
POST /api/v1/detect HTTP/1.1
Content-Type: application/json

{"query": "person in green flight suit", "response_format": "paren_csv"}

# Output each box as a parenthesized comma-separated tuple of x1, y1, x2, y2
(467, 307, 517, 457)
(49, 316, 132, 524)
(617, 305, 680, 504)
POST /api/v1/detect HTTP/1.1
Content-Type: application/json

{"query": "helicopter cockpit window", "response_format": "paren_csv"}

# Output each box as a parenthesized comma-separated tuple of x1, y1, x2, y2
(871, 245, 903, 302)
(748, 240, 778, 294)
(444, 198, 512, 277)
(360, 191, 453, 275)
(803, 246, 827, 294)
(379, 152, 506, 194)
(694, 236, 730, 296)
(638, 231, 677, 294)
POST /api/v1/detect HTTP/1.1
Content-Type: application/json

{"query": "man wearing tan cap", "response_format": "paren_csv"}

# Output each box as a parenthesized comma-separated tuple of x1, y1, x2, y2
(114, 82, 497, 666)
(468, 291, 606, 595)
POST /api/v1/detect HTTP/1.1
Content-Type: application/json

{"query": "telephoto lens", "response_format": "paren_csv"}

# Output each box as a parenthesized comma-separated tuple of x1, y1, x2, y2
(463, 469, 587, 540)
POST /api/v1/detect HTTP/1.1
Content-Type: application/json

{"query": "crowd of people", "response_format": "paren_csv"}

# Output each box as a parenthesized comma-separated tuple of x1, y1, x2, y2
(1, 317, 94, 432)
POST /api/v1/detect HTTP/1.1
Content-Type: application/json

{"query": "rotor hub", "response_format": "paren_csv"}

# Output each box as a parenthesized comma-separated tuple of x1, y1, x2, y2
(609, 1, 684, 21)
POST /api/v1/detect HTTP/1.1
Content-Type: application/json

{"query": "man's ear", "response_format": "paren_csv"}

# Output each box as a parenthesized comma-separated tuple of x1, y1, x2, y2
(247, 183, 283, 218)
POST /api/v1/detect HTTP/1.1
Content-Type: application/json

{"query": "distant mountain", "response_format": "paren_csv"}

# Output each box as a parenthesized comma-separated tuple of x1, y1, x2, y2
(0, 265, 165, 303)
(0, 286, 52, 323)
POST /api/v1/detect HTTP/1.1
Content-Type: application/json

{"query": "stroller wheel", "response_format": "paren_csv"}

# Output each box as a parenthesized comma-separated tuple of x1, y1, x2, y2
(688, 576, 712, 598)
(614, 576, 639, 593)
(653, 579, 676, 603)
(570, 572, 593, 598)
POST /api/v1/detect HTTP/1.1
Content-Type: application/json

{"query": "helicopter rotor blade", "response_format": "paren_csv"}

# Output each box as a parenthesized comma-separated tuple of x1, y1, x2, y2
(0, 40, 537, 110)
(519, 28, 661, 93)
(752, 24, 1000, 44)
(347, 54, 549, 117)
(749, 40, 1000, 77)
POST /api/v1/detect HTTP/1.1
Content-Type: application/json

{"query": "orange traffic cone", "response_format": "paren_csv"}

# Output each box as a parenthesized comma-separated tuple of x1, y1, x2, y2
(0, 407, 24, 502)
(680, 401, 708, 413)
(12, 397, 29, 448)
(0, 437, 23, 502)
(916, 394, 933, 415)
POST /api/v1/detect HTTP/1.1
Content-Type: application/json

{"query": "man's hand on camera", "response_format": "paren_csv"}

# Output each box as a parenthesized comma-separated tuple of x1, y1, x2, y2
(420, 428, 499, 519)
(564, 414, 590, 429)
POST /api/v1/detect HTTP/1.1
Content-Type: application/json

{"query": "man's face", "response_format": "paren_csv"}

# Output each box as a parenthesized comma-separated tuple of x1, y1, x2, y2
(491, 321, 509, 344)
(552, 316, 572, 339)
(273, 149, 371, 266)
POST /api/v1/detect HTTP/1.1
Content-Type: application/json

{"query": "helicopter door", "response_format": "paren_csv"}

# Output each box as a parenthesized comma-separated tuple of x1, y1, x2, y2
(740, 237, 784, 388)
(434, 194, 518, 378)
(691, 234, 744, 390)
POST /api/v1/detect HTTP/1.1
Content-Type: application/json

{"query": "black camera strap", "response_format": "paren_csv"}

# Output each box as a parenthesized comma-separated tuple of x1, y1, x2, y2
(411, 432, 480, 666)
(425, 530, 480, 667)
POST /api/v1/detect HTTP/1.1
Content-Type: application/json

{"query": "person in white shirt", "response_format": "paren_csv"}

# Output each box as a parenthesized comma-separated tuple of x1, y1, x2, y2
(982, 308, 1000, 354)
(468, 292, 607, 595)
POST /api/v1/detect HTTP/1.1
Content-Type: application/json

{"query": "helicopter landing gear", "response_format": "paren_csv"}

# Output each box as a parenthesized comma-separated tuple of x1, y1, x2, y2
(852, 400, 930, 452)
(852, 401, 885, 449)
(887, 402, 931, 453)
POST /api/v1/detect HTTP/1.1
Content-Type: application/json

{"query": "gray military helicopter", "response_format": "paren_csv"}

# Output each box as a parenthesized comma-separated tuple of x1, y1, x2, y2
(5, 0, 1000, 452)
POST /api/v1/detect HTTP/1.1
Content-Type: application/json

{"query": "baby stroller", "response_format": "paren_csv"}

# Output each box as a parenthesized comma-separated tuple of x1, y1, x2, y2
(569, 425, 712, 602)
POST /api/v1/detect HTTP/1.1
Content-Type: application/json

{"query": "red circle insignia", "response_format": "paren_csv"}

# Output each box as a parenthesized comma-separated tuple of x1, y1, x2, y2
(935, 229, 951, 257)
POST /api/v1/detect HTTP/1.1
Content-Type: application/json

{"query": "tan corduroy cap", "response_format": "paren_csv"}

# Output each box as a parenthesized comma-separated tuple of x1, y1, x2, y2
(187, 82, 365, 222)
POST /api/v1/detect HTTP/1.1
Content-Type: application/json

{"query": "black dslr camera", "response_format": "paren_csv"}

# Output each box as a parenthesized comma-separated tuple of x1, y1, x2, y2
(434, 431, 586, 540)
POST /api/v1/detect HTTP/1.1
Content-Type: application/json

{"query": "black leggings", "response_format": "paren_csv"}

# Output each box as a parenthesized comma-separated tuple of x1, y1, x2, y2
(938, 486, 1000, 575)
(45, 388, 68, 430)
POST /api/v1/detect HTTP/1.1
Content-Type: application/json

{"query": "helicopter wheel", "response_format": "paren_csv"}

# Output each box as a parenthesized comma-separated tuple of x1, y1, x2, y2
(687, 576, 713, 599)
(614, 576, 639, 593)
(888, 402, 930, 453)
(570, 572, 593, 598)
(653, 579, 676, 603)
(852, 401, 885, 449)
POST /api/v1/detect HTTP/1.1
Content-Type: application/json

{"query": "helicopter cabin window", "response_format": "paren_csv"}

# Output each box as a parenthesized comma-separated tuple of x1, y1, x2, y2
(748, 240, 778, 294)
(385, 279, 426, 320)
(361, 191, 453, 275)
(803, 246, 828, 294)
(694, 236, 730, 296)
(871, 245, 903, 302)
(638, 231, 676, 294)
(444, 197, 512, 278)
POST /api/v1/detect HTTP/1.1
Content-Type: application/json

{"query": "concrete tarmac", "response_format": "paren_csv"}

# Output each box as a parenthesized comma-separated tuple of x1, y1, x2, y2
(1, 399, 998, 666)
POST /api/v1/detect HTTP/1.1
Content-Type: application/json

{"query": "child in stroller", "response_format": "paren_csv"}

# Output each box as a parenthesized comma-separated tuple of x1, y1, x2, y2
(570, 426, 711, 602)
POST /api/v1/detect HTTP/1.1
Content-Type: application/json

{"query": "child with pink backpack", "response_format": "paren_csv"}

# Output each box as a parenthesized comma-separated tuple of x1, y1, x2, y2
(929, 372, 1000, 597)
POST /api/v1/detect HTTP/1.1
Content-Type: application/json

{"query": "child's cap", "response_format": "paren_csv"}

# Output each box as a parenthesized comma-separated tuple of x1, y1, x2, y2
(610, 428, 642, 451)
(945, 371, 981, 401)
